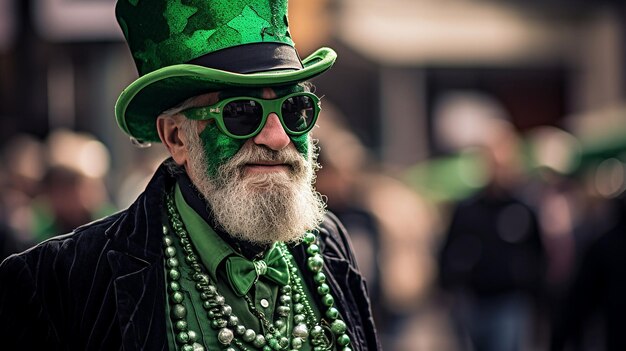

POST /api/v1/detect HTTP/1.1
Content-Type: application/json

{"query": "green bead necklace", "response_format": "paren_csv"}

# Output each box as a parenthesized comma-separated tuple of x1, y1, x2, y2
(163, 190, 353, 351)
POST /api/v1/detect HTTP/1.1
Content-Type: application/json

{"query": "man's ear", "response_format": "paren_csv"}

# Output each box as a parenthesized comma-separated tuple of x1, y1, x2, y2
(156, 115, 189, 166)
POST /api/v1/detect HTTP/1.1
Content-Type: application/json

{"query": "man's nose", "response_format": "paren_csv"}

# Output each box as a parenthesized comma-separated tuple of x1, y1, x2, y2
(252, 113, 291, 150)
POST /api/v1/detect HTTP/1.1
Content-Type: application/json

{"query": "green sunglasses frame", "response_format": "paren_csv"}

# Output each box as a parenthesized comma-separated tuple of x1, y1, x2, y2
(181, 92, 321, 139)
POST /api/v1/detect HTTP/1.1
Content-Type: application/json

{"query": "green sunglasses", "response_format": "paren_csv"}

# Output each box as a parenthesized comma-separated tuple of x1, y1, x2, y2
(182, 92, 321, 139)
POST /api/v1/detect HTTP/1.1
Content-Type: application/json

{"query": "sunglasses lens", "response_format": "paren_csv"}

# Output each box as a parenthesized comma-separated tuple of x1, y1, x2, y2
(281, 95, 317, 133)
(222, 100, 263, 136)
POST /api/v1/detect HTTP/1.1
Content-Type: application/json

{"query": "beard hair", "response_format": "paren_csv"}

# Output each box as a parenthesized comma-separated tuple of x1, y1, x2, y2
(182, 121, 327, 245)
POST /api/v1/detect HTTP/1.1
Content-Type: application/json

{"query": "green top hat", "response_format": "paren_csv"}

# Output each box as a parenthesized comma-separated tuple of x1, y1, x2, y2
(114, 0, 337, 143)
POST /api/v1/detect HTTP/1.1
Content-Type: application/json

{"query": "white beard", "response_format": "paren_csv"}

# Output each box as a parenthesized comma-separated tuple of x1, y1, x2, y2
(182, 122, 327, 245)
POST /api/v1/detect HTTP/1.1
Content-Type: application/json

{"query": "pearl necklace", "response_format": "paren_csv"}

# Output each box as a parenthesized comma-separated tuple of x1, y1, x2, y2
(163, 190, 352, 351)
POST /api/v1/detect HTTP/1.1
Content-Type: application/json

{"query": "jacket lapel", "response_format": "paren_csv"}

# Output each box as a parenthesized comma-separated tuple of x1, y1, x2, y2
(104, 165, 172, 350)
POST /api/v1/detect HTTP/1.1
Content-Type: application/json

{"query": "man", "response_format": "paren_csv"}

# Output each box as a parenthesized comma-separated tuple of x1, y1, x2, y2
(0, 0, 380, 350)
(438, 122, 545, 351)
(550, 193, 626, 351)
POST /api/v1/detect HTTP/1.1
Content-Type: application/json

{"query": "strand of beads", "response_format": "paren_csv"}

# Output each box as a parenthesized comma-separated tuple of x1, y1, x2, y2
(163, 224, 205, 351)
(276, 244, 322, 350)
(285, 232, 353, 351)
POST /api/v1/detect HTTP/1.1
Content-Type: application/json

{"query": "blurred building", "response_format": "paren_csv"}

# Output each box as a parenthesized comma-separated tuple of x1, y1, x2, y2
(1, 0, 625, 173)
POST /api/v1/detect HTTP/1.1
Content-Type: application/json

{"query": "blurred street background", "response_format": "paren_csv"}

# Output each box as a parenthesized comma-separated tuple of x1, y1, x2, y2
(1, 0, 625, 350)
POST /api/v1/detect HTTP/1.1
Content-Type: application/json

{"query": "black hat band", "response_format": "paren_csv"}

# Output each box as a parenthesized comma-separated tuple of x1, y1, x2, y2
(187, 42, 303, 74)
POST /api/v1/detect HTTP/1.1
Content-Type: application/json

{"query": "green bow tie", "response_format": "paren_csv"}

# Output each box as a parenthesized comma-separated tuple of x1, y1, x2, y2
(226, 244, 290, 296)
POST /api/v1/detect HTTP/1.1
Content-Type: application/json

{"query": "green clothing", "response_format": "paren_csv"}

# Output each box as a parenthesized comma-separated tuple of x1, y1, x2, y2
(165, 183, 320, 350)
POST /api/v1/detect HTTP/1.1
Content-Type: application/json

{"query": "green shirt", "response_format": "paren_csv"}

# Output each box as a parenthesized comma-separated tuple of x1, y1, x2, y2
(165, 183, 320, 350)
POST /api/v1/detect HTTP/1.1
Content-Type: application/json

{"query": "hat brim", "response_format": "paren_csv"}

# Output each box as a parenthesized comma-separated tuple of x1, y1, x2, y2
(115, 47, 337, 143)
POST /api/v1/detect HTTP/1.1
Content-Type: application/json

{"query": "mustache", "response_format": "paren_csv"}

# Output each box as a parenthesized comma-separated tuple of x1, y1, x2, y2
(229, 144, 307, 172)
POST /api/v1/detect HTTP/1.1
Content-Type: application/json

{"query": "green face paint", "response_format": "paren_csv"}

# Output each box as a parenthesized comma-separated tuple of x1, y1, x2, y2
(197, 83, 312, 177)
(270, 84, 310, 157)
(198, 122, 245, 178)
(290, 133, 309, 157)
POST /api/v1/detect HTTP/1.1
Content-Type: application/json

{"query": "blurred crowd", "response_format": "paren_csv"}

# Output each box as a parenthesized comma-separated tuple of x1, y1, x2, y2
(320, 93, 626, 351)
(3, 92, 624, 351)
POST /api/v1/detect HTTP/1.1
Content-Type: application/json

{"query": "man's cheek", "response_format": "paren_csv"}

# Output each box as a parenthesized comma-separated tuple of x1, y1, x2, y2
(291, 134, 309, 157)
(199, 123, 245, 177)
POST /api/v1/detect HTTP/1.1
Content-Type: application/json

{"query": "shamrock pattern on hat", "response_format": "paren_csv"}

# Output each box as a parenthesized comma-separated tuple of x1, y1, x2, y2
(116, 0, 293, 74)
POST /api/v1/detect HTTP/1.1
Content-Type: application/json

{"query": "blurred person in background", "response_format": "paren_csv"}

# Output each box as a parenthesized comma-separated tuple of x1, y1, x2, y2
(316, 151, 383, 313)
(31, 164, 112, 241)
(0, 134, 45, 247)
(550, 164, 626, 351)
(0, 0, 380, 350)
(0, 135, 44, 260)
(29, 129, 116, 242)
(529, 168, 579, 348)
(34, 165, 95, 239)
(0, 154, 30, 261)
(438, 119, 546, 351)
(364, 174, 440, 351)
(0, 131, 114, 247)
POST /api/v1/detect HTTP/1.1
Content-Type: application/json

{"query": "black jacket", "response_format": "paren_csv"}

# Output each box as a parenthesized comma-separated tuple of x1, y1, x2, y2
(438, 189, 545, 298)
(551, 200, 626, 351)
(0, 164, 380, 350)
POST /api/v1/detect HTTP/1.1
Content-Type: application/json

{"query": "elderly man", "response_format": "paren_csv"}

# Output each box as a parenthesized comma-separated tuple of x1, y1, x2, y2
(0, 0, 380, 350)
